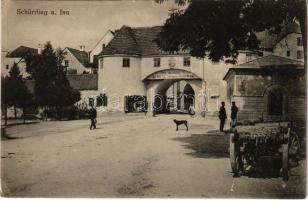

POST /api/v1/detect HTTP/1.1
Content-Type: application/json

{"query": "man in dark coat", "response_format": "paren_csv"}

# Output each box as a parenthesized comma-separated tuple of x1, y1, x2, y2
(230, 101, 238, 129)
(89, 106, 97, 130)
(219, 102, 227, 132)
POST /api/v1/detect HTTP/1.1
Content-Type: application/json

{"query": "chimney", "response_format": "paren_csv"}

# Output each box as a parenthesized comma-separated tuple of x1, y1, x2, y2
(38, 44, 42, 54)
(79, 45, 85, 51)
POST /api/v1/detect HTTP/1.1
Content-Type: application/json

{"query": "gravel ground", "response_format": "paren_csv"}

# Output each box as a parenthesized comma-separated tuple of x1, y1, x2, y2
(1, 114, 306, 198)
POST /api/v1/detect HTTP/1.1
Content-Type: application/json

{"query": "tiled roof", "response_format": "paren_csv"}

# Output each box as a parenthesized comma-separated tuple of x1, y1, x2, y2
(67, 74, 98, 90)
(101, 26, 186, 56)
(66, 47, 89, 65)
(102, 26, 141, 55)
(6, 46, 38, 58)
(132, 26, 171, 55)
(235, 55, 304, 69)
(223, 55, 304, 80)
(101, 25, 285, 56)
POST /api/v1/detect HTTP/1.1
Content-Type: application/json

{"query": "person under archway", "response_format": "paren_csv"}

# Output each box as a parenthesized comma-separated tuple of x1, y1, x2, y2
(188, 104, 195, 116)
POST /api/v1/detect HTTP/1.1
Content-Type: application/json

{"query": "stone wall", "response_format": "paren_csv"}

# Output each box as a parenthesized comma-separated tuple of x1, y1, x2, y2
(67, 74, 98, 90)
(229, 69, 306, 122)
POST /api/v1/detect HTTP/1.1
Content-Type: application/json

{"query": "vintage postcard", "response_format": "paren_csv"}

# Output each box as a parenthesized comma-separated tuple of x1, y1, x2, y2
(1, 0, 306, 198)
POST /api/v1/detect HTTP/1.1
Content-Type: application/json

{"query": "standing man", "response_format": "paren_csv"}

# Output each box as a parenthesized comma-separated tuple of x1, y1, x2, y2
(152, 104, 156, 117)
(230, 101, 238, 130)
(89, 106, 97, 130)
(219, 102, 227, 132)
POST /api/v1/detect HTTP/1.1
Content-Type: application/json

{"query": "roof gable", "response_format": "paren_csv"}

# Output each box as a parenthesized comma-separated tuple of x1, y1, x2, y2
(7, 46, 38, 58)
(66, 47, 89, 65)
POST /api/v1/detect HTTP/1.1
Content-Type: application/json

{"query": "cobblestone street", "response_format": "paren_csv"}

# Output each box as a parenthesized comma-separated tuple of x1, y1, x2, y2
(1, 115, 306, 198)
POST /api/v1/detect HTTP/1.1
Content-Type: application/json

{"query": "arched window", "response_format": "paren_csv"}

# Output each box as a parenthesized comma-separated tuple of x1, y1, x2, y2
(268, 89, 283, 115)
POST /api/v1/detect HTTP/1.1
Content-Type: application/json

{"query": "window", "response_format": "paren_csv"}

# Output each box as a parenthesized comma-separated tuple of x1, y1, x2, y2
(183, 57, 191, 67)
(6, 65, 9, 70)
(154, 58, 160, 67)
(297, 37, 303, 46)
(89, 98, 94, 107)
(297, 50, 304, 59)
(64, 60, 69, 67)
(123, 58, 130, 67)
(287, 51, 290, 57)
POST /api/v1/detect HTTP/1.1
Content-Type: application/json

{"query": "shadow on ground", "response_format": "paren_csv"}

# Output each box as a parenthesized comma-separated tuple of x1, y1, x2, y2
(172, 130, 230, 158)
(2, 121, 40, 127)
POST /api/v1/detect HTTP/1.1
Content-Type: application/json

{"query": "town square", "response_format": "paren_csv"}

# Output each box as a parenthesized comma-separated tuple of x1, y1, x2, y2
(1, 0, 307, 198)
(1, 114, 306, 198)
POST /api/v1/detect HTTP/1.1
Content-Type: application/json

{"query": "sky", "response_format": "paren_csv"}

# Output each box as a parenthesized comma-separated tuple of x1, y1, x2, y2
(2, 0, 182, 52)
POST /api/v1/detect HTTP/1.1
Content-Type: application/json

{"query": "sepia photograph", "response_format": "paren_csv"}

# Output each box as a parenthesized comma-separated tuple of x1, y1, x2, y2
(1, 0, 307, 198)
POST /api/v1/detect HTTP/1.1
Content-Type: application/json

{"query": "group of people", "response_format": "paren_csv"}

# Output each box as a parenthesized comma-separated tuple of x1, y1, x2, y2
(218, 101, 238, 133)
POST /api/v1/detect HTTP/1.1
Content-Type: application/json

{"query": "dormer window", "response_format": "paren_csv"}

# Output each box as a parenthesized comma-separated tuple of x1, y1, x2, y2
(183, 57, 191, 67)
(154, 58, 160, 67)
(287, 51, 290, 57)
(123, 58, 130, 67)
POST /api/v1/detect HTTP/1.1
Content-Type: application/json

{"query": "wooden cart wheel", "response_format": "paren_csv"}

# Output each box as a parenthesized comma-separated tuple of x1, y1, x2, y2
(230, 134, 236, 172)
(230, 130, 241, 176)
(282, 128, 290, 180)
(289, 131, 300, 156)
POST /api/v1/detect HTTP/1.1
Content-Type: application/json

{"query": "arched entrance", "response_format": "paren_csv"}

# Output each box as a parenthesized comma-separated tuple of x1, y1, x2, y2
(268, 89, 283, 115)
(154, 81, 196, 114)
(263, 85, 288, 120)
(144, 69, 204, 115)
(183, 83, 195, 110)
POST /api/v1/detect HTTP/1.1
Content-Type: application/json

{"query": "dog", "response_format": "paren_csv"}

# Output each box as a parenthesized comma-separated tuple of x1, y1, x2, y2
(174, 119, 188, 131)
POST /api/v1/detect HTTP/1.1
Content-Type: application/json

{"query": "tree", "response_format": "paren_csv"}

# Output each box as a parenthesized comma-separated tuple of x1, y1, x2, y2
(1, 76, 9, 126)
(1, 63, 33, 124)
(156, 0, 307, 66)
(25, 42, 81, 119)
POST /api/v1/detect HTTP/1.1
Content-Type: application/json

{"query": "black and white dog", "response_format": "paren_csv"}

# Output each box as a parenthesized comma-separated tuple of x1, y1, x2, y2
(174, 119, 188, 131)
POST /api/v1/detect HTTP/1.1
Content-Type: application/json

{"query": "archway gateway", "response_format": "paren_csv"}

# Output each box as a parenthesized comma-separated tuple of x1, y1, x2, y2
(144, 69, 205, 115)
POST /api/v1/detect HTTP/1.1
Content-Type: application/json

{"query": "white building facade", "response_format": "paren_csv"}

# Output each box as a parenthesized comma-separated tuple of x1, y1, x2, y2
(96, 21, 303, 116)
(97, 26, 255, 115)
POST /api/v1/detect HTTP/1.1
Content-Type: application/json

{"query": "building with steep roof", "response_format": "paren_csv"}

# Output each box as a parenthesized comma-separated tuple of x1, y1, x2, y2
(1, 46, 38, 78)
(97, 25, 264, 114)
(62, 47, 94, 74)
